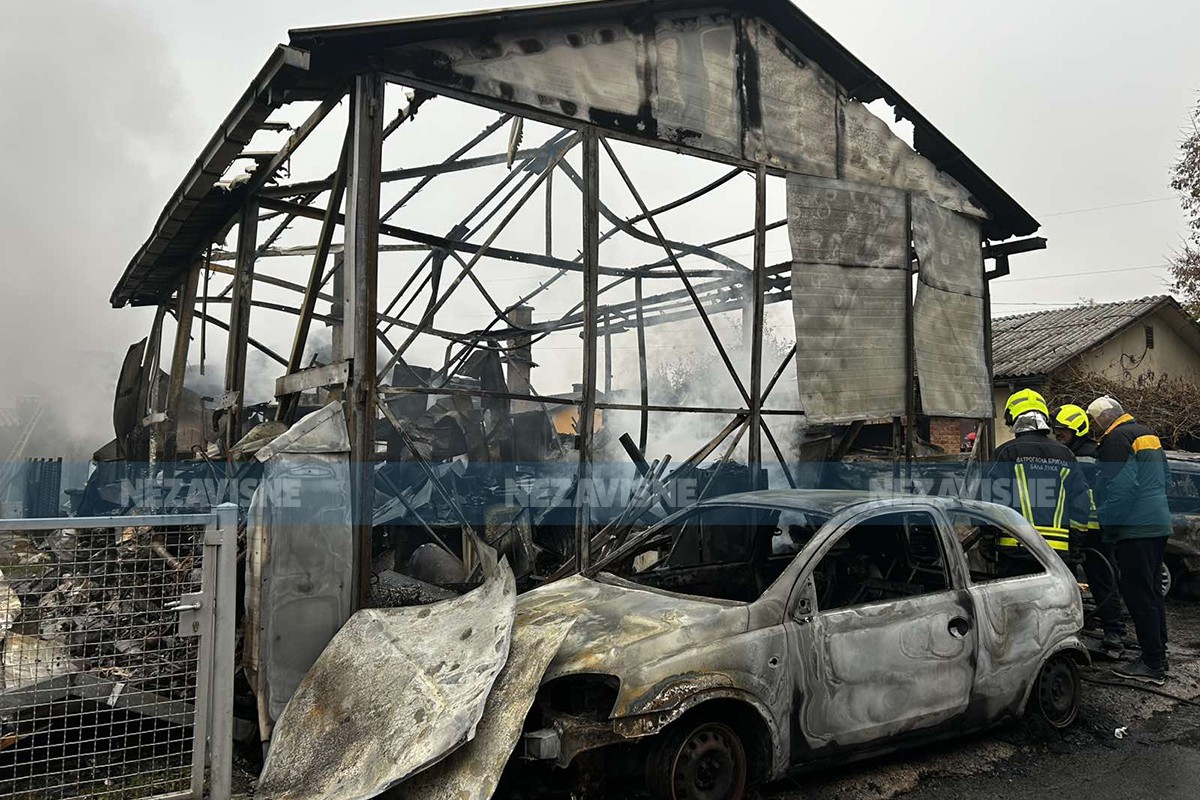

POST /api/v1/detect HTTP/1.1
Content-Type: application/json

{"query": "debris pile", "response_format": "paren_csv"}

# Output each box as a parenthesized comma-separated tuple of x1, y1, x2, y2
(0, 524, 203, 700)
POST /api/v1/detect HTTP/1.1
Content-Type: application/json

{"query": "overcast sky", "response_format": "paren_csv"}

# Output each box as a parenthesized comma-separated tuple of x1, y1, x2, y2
(2, 0, 1198, 449)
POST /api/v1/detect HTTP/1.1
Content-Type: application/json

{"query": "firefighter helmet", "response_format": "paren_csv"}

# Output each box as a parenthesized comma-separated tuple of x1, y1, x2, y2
(1004, 388, 1049, 427)
(1052, 404, 1091, 437)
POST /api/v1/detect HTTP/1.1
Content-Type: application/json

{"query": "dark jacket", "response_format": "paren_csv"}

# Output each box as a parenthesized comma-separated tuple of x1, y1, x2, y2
(987, 429, 1092, 551)
(1095, 415, 1172, 541)
(1068, 437, 1101, 531)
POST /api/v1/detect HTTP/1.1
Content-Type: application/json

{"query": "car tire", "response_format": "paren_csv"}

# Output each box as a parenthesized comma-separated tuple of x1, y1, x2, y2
(1161, 561, 1173, 598)
(1033, 653, 1081, 730)
(646, 718, 749, 800)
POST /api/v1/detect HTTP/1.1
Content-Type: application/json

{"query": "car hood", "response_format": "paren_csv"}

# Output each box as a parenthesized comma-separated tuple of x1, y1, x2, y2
(516, 574, 749, 686)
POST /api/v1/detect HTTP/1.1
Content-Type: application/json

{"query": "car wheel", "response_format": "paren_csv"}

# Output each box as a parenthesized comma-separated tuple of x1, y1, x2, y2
(647, 719, 748, 800)
(1034, 654, 1081, 730)
(1161, 561, 1173, 598)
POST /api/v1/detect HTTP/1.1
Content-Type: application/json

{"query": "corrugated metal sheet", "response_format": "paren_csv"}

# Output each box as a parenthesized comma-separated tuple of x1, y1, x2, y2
(991, 296, 1172, 380)
(789, 176, 908, 423)
(792, 264, 908, 423)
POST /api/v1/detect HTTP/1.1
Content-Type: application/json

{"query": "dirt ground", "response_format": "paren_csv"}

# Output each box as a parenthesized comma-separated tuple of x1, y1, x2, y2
(765, 598, 1200, 800)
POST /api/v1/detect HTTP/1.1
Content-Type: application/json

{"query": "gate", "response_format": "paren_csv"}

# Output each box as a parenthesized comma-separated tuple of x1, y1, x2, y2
(0, 505, 237, 800)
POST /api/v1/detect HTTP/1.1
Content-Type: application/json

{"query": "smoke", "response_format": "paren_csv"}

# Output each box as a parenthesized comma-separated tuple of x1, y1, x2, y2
(0, 4, 193, 458)
(599, 313, 805, 469)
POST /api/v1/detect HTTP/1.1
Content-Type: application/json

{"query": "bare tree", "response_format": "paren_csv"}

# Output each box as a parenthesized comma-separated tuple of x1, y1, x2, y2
(1171, 98, 1200, 318)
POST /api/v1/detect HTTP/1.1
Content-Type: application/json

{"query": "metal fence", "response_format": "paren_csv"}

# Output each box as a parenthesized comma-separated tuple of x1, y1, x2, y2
(0, 506, 237, 800)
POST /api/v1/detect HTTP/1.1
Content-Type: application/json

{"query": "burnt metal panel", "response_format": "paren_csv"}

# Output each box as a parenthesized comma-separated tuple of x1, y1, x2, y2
(788, 176, 908, 423)
(742, 17, 838, 178)
(244, 403, 353, 740)
(911, 197, 991, 418)
(392, 617, 574, 800)
(841, 98, 987, 220)
(256, 549, 516, 800)
(787, 175, 908, 269)
(654, 12, 742, 157)
(791, 264, 908, 424)
(914, 283, 991, 419)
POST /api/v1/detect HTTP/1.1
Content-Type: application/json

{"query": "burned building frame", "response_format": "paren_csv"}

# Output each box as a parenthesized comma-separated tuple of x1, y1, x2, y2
(108, 0, 1044, 610)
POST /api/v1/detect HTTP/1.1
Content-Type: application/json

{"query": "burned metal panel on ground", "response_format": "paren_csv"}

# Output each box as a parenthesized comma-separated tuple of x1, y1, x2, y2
(787, 175, 909, 423)
(256, 549, 515, 800)
(391, 616, 574, 800)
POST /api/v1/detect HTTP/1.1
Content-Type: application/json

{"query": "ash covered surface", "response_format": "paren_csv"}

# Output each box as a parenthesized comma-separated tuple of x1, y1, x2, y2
(484, 601, 1200, 800)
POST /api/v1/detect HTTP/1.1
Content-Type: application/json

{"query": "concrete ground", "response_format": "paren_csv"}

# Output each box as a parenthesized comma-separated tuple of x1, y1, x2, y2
(766, 599, 1200, 800)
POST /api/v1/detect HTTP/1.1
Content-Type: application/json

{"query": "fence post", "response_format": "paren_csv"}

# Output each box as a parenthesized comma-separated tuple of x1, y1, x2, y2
(210, 503, 239, 800)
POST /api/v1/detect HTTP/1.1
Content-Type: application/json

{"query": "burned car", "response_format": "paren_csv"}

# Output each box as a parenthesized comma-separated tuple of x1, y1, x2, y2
(258, 491, 1086, 800)
(515, 490, 1087, 798)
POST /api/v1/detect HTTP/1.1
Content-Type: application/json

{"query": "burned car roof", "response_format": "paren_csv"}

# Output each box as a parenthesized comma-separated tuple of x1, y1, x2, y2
(696, 489, 982, 516)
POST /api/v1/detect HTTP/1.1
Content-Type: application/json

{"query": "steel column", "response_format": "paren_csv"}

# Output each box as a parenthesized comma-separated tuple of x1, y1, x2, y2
(164, 260, 201, 463)
(635, 277, 649, 453)
(576, 128, 600, 573)
(748, 165, 767, 488)
(224, 199, 259, 449)
(344, 73, 384, 610)
(277, 121, 352, 423)
(904, 192, 917, 470)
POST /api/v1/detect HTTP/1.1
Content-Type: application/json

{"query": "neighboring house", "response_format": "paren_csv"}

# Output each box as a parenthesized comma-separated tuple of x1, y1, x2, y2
(991, 296, 1200, 443)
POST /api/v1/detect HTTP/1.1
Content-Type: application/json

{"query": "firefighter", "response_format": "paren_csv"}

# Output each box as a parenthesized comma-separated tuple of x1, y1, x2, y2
(1052, 404, 1127, 656)
(986, 390, 1091, 569)
(1088, 397, 1172, 685)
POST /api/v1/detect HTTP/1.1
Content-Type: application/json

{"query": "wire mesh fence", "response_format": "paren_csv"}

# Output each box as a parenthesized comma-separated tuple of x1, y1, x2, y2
(1, 512, 229, 800)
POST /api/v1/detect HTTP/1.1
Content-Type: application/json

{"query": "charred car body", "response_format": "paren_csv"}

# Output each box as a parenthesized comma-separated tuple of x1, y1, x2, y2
(258, 490, 1086, 800)
(513, 491, 1087, 796)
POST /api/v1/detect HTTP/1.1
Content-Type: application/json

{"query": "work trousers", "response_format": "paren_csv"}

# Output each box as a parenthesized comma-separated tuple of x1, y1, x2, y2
(1115, 536, 1170, 670)
(1083, 537, 1126, 638)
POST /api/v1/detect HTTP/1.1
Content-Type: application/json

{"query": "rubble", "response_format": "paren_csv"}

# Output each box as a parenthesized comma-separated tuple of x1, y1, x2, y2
(0, 524, 203, 699)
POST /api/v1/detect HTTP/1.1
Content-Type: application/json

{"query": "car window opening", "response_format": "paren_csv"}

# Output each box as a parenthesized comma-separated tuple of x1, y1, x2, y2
(951, 511, 1046, 583)
(813, 512, 952, 612)
(616, 505, 830, 603)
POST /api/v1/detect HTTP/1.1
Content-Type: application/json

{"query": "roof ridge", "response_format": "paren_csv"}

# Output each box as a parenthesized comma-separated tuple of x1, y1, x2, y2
(993, 294, 1170, 322)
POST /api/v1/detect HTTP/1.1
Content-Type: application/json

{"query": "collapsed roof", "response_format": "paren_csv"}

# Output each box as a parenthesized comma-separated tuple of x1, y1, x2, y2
(112, 0, 1039, 309)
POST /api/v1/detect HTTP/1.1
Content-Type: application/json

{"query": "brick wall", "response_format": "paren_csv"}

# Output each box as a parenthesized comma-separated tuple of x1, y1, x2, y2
(929, 417, 965, 454)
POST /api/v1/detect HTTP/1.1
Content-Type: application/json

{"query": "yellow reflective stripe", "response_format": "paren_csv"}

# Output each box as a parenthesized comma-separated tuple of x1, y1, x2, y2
(1053, 467, 1069, 531)
(1015, 464, 1034, 522)
(1132, 435, 1163, 453)
(1102, 414, 1135, 440)
(998, 536, 1070, 552)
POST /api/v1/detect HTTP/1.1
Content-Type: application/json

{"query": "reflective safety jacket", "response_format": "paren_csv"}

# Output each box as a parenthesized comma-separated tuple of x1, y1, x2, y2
(987, 431, 1092, 553)
(1095, 414, 1172, 542)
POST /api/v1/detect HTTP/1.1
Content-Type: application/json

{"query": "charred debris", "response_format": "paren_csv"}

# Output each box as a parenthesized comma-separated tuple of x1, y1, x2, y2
(18, 0, 1050, 792)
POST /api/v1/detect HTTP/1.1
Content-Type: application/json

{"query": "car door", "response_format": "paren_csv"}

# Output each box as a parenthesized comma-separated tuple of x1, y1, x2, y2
(784, 505, 977, 753)
(948, 504, 1082, 718)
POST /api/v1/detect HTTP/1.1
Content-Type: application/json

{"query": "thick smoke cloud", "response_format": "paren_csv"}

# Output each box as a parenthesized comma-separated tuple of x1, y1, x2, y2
(0, 4, 193, 457)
